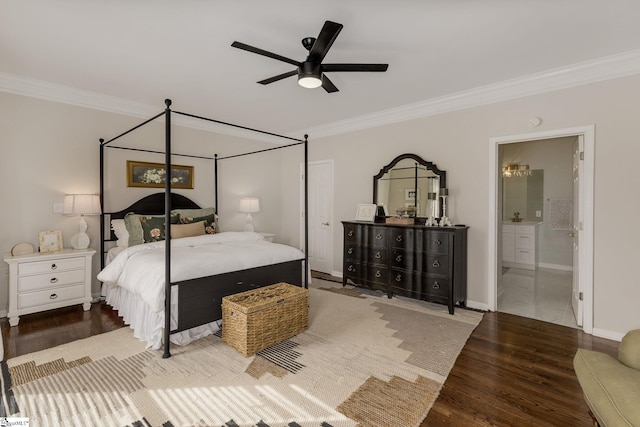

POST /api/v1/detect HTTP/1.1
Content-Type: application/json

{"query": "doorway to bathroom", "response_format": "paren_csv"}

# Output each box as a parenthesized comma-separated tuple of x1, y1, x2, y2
(489, 126, 595, 333)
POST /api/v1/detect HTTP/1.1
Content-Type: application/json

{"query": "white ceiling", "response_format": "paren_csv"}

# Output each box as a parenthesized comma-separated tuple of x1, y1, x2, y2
(2, 0, 640, 139)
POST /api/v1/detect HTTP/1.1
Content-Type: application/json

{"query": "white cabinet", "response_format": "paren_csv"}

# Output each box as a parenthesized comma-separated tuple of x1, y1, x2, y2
(502, 223, 540, 270)
(3, 248, 95, 326)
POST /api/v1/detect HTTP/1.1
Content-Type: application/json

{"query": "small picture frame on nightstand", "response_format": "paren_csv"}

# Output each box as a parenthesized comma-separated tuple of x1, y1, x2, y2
(39, 230, 63, 252)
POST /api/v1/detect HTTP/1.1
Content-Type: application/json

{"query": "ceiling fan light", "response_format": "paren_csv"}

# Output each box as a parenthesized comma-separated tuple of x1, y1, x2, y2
(298, 75, 322, 88)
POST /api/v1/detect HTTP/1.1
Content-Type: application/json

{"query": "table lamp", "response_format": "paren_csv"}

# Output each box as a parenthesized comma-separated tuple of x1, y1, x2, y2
(239, 197, 260, 232)
(63, 194, 102, 249)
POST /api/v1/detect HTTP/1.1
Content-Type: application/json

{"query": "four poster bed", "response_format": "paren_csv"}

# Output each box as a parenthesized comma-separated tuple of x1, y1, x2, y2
(96, 99, 309, 358)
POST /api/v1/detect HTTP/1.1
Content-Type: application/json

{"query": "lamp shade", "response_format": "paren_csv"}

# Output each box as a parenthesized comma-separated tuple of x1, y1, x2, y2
(63, 194, 101, 215)
(238, 198, 260, 213)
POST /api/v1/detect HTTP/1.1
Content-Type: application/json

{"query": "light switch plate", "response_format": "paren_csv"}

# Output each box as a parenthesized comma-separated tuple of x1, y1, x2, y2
(536, 210, 542, 217)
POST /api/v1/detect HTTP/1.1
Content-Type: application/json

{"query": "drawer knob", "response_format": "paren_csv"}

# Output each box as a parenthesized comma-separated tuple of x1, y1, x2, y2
(434, 239, 442, 246)
(396, 255, 403, 262)
(433, 281, 440, 290)
(395, 274, 403, 282)
(50, 277, 58, 283)
(348, 231, 354, 237)
(348, 265, 355, 272)
(51, 263, 57, 270)
(347, 248, 353, 255)
(375, 270, 382, 278)
(432, 260, 440, 268)
(375, 233, 383, 240)
(50, 293, 58, 300)
(375, 252, 382, 259)
(396, 235, 403, 242)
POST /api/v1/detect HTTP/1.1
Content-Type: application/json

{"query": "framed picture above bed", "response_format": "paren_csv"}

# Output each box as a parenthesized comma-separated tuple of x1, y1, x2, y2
(127, 160, 194, 189)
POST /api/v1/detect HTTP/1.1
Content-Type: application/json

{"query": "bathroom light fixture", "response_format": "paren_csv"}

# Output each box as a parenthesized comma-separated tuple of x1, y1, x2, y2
(63, 194, 102, 249)
(239, 197, 260, 232)
(502, 163, 532, 178)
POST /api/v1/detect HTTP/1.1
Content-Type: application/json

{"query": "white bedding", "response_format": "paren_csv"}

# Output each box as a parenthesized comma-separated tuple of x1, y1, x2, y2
(98, 231, 305, 349)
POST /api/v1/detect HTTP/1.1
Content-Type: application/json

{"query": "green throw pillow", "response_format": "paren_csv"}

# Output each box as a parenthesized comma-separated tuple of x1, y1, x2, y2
(173, 208, 218, 234)
(139, 214, 180, 243)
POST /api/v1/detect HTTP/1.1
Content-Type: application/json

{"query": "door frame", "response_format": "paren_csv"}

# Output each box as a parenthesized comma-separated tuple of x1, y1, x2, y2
(488, 125, 595, 333)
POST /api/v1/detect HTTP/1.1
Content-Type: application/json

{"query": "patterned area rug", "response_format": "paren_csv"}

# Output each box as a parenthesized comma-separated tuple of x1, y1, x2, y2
(1, 284, 482, 427)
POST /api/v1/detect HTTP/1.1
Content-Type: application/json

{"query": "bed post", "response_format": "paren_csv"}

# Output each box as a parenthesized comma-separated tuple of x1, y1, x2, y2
(163, 99, 173, 359)
(214, 154, 218, 215)
(304, 134, 309, 289)
(99, 139, 105, 271)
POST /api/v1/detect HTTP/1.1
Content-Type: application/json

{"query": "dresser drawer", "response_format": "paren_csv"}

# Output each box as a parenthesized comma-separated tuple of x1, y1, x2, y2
(18, 269, 86, 293)
(391, 250, 415, 270)
(18, 257, 85, 276)
(389, 228, 414, 249)
(365, 265, 389, 284)
(18, 283, 86, 310)
(366, 247, 388, 265)
(344, 244, 363, 262)
(421, 276, 451, 300)
(344, 223, 364, 242)
(422, 254, 450, 276)
(367, 227, 388, 248)
(514, 249, 535, 264)
(425, 232, 449, 254)
(514, 233, 534, 250)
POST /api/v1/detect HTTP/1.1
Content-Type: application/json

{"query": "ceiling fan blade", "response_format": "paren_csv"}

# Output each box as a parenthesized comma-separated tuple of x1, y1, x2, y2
(321, 74, 339, 93)
(323, 63, 389, 72)
(308, 21, 343, 63)
(257, 70, 298, 85)
(231, 41, 300, 67)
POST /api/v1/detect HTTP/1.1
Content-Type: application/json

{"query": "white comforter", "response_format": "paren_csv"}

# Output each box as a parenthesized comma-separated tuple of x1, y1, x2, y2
(97, 231, 305, 314)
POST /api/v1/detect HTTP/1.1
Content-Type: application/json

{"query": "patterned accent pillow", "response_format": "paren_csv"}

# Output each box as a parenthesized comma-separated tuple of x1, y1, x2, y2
(139, 214, 180, 243)
(173, 208, 218, 234)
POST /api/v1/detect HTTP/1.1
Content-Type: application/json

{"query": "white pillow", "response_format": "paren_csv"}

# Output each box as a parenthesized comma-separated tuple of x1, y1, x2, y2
(111, 219, 129, 247)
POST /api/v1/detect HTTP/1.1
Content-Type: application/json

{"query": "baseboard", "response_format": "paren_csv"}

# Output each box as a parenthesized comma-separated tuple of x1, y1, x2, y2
(332, 270, 343, 278)
(592, 328, 625, 342)
(538, 263, 573, 272)
(465, 300, 490, 312)
(0, 309, 6, 319)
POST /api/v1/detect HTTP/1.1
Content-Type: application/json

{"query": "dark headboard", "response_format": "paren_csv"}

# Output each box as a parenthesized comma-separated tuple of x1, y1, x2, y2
(105, 193, 202, 241)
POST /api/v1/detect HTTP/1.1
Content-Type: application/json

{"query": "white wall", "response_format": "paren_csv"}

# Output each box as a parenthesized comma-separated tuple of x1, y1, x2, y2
(0, 92, 293, 314)
(278, 73, 640, 338)
(3, 73, 640, 338)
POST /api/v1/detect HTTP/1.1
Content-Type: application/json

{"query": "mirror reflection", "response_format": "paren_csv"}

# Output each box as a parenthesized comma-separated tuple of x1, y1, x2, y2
(373, 154, 446, 218)
(502, 170, 544, 222)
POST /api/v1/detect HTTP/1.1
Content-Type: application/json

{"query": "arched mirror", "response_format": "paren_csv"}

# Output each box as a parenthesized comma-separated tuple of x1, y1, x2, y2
(373, 153, 446, 219)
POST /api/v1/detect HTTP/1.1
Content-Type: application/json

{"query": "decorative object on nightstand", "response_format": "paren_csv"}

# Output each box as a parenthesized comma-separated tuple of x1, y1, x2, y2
(63, 194, 101, 249)
(439, 188, 452, 227)
(11, 242, 35, 256)
(239, 197, 260, 232)
(3, 248, 96, 326)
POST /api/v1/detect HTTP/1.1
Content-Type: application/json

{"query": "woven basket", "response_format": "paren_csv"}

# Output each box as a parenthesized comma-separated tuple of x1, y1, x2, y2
(222, 282, 309, 356)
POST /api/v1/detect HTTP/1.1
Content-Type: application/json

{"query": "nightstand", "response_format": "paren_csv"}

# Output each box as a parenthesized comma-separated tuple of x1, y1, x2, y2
(259, 232, 276, 243)
(3, 248, 95, 326)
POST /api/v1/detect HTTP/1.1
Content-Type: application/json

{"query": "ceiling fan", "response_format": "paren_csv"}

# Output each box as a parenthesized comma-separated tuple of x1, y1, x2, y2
(231, 20, 388, 93)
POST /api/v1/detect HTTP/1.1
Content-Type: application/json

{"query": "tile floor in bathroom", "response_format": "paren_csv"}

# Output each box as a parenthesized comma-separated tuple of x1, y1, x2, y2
(498, 266, 578, 329)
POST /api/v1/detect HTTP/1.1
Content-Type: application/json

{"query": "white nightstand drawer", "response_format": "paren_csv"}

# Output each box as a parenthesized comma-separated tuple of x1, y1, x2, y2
(515, 249, 535, 264)
(18, 257, 85, 276)
(18, 284, 86, 310)
(18, 269, 86, 293)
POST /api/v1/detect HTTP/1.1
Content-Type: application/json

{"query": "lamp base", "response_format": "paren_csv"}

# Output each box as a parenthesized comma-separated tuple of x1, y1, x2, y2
(243, 212, 255, 232)
(70, 232, 90, 249)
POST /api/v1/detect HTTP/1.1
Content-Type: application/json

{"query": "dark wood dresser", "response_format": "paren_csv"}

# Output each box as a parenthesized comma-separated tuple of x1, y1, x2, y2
(342, 221, 468, 314)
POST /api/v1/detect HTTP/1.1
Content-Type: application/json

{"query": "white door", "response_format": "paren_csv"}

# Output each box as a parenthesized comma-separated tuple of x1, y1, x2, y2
(571, 136, 583, 326)
(303, 160, 334, 274)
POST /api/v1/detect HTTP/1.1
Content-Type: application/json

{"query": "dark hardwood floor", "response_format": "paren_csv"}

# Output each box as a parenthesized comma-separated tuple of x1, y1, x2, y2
(1, 299, 618, 426)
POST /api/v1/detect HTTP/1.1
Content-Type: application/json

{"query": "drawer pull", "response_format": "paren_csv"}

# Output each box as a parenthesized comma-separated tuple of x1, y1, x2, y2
(50, 293, 58, 300)
(347, 265, 356, 272)
(433, 282, 440, 290)
(375, 252, 382, 259)
(348, 231, 354, 237)
(396, 255, 403, 262)
(375, 233, 383, 240)
(434, 239, 442, 246)
(396, 235, 403, 242)
(347, 248, 353, 255)
(375, 270, 382, 278)
(395, 274, 403, 282)
(432, 260, 440, 268)
(50, 277, 59, 283)
(51, 263, 57, 270)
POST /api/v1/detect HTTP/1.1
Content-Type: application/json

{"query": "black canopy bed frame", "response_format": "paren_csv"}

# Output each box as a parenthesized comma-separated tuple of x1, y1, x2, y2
(98, 99, 309, 358)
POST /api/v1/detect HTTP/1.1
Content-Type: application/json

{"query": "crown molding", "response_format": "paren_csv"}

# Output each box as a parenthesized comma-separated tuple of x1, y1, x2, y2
(299, 48, 640, 139)
(3, 48, 640, 142)
(0, 72, 288, 144)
